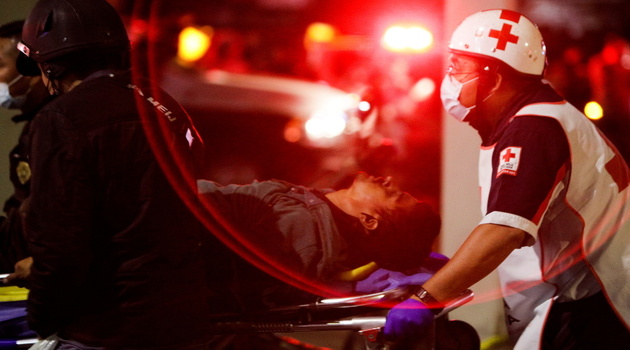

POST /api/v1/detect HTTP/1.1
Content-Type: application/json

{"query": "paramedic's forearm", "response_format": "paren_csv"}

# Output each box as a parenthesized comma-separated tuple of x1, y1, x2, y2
(421, 223, 527, 304)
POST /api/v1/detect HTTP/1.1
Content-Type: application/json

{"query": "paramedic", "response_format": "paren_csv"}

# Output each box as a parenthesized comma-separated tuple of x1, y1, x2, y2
(388, 9, 630, 349)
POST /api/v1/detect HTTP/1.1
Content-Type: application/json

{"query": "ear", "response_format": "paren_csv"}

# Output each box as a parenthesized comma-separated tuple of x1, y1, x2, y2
(489, 72, 503, 94)
(359, 212, 379, 231)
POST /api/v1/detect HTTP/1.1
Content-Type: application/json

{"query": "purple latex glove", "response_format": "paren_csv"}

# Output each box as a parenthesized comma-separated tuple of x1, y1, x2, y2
(383, 298, 434, 341)
(355, 269, 432, 294)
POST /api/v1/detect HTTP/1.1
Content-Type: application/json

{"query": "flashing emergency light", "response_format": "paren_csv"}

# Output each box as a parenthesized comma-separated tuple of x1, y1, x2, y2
(584, 101, 604, 120)
(381, 24, 434, 54)
(177, 26, 213, 63)
(305, 22, 336, 45)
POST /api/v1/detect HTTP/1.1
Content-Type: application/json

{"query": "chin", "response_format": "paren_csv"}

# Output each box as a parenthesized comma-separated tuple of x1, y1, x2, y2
(354, 171, 369, 181)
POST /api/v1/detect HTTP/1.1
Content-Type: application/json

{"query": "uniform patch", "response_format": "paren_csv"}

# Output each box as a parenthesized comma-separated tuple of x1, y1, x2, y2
(497, 147, 522, 177)
(16, 161, 31, 185)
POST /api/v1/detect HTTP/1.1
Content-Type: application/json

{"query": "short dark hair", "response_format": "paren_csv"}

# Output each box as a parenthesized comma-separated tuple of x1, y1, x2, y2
(0, 20, 24, 39)
(371, 201, 441, 272)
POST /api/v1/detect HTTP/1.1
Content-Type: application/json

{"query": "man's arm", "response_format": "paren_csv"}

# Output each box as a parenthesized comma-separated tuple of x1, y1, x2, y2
(421, 223, 528, 304)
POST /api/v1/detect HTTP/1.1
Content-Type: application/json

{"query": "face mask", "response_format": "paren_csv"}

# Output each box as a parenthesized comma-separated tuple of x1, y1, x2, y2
(440, 74, 478, 122)
(0, 75, 26, 110)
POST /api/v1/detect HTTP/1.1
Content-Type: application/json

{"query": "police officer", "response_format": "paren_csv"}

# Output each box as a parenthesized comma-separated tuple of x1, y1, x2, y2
(10, 0, 212, 349)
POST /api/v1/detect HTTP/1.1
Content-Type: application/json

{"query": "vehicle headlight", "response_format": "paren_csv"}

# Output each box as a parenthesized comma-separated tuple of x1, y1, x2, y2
(304, 110, 347, 140)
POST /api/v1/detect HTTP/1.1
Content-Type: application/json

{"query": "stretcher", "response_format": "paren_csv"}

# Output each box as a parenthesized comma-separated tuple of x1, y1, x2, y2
(0, 254, 479, 350)
(205, 284, 479, 350)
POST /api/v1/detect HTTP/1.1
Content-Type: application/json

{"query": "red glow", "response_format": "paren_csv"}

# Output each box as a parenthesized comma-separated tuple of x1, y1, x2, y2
(129, 2, 351, 303)
(129, 1, 629, 317)
(305, 22, 336, 44)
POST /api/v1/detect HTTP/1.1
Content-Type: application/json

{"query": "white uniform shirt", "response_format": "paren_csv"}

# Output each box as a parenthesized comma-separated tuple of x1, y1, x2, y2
(478, 100, 630, 349)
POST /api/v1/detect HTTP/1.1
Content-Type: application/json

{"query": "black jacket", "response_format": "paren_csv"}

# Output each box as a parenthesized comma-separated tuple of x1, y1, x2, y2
(198, 179, 362, 311)
(25, 70, 210, 349)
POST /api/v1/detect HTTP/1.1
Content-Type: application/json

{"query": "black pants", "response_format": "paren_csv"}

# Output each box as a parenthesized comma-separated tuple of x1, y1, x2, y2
(542, 291, 630, 349)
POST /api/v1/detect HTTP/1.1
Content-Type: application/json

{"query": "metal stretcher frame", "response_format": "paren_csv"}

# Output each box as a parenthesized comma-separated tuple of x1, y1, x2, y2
(1, 288, 477, 349)
(205, 285, 478, 349)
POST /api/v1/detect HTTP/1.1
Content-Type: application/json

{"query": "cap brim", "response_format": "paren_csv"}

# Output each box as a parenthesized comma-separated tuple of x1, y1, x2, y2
(16, 52, 41, 77)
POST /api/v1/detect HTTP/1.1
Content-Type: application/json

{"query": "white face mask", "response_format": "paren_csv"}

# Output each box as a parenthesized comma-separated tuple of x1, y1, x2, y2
(440, 74, 478, 122)
(0, 75, 26, 110)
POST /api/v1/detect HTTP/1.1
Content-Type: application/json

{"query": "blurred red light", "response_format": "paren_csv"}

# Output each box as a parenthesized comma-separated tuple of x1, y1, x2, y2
(381, 24, 433, 54)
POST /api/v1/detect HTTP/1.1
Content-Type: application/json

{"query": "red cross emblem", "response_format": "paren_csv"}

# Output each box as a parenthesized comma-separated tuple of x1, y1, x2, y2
(502, 148, 517, 162)
(489, 23, 519, 51)
(498, 146, 521, 177)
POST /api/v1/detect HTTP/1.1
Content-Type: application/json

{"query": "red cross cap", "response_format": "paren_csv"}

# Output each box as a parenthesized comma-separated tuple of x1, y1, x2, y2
(448, 9, 546, 76)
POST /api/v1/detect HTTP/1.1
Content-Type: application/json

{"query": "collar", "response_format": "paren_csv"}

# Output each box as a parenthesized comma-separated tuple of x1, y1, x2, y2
(314, 190, 366, 237)
(477, 81, 557, 145)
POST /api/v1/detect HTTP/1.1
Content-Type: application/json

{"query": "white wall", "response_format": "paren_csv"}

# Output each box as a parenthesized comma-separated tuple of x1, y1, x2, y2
(441, 0, 517, 346)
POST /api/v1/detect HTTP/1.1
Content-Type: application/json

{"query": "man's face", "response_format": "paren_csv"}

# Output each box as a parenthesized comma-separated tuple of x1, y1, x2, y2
(0, 37, 19, 84)
(0, 37, 31, 98)
(350, 172, 419, 213)
(447, 53, 481, 108)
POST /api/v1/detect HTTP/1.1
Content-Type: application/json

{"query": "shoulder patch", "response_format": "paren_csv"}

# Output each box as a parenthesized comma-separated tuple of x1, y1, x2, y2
(497, 147, 522, 177)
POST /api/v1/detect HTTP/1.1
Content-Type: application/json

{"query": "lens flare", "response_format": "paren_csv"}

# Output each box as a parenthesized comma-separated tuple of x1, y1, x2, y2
(584, 101, 603, 120)
(381, 24, 434, 54)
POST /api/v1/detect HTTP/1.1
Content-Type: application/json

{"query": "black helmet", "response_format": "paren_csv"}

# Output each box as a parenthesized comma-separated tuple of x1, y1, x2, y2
(17, 0, 130, 66)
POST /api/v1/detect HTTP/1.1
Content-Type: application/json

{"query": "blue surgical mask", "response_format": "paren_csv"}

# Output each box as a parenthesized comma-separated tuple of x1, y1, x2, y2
(0, 75, 26, 109)
(440, 74, 478, 122)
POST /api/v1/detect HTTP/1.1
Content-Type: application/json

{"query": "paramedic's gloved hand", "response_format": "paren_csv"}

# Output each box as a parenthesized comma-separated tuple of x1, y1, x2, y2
(383, 298, 433, 342)
(355, 269, 395, 293)
(355, 269, 432, 294)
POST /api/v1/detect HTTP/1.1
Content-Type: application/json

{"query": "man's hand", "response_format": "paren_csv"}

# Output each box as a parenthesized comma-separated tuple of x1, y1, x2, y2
(383, 298, 434, 342)
(3, 257, 33, 288)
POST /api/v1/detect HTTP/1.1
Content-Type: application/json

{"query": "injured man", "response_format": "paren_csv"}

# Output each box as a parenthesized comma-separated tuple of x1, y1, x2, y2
(198, 172, 442, 345)
(5, 172, 444, 347)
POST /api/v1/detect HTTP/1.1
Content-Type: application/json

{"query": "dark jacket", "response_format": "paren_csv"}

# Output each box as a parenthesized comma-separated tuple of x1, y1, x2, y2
(25, 70, 210, 349)
(198, 180, 361, 310)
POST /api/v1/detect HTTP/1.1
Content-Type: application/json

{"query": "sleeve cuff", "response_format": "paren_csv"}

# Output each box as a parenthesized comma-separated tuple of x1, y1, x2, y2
(480, 211, 538, 245)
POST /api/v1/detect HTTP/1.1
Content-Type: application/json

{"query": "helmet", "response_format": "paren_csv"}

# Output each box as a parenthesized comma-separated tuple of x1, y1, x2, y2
(17, 0, 130, 64)
(449, 9, 546, 76)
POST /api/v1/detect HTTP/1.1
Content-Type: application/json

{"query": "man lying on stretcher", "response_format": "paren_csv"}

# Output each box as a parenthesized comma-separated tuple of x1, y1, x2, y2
(7, 172, 443, 345)
(198, 172, 442, 343)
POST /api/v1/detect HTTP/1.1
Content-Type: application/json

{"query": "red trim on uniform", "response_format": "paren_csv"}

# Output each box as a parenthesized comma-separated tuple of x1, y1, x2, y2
(597, 129, 630, 192)
(605, 154, 630, 192)
(531, 161, 568, 225)
(481, 143, 497, 151)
